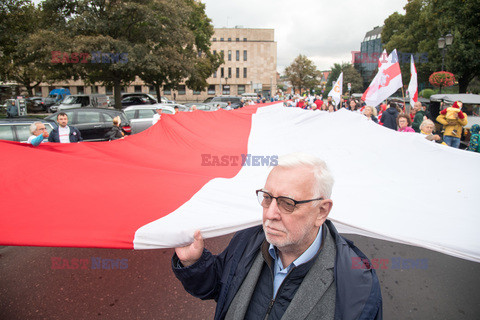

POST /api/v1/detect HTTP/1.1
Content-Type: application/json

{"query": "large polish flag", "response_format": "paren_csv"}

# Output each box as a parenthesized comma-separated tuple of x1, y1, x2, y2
(328, 72, 343, 107)
(361, 49, 387, 102)
(1, 104, 479, 262)
(363, 49, 403, 107)
(407, 55, 418, 107)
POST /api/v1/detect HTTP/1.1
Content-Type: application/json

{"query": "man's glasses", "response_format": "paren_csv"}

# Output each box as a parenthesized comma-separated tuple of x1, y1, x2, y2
(256, 189, 323, 214)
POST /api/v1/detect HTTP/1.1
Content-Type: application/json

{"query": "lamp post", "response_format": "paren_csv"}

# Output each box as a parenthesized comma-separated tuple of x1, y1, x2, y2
(437, 33, 453, 93)
(224, 77, 228, 95)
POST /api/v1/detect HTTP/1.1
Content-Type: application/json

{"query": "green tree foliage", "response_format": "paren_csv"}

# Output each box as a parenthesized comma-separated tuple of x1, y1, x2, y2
(284, 55, 321, 93)
(326, 62, 363, 95)
(382, 0, 480, 93)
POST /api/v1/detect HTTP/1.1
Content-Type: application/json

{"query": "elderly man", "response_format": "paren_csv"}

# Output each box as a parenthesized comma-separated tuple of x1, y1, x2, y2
(412, 101, 426, 133)
(172, 153, 382, 320)
(48, 112, 82, 143)
(27, 122, 49, 146)
(152, 107, 163, 125)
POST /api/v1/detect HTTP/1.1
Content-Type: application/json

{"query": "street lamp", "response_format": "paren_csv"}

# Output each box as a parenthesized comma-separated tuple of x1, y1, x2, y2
(437, 33, 453, 93)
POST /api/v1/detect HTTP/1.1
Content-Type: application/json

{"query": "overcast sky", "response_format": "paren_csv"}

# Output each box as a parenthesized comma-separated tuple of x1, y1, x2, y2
(202, 0, 407, 73)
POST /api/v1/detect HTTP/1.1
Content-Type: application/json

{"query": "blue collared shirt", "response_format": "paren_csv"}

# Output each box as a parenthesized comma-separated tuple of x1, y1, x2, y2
(268, 226, 323, 297)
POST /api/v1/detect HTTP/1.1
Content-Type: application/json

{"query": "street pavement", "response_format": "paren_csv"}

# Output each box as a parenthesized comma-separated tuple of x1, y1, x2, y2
(1, 232, 479, 320)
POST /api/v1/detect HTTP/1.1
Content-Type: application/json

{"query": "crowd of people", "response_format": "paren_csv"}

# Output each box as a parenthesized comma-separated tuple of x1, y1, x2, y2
(282, 94, 478, 152)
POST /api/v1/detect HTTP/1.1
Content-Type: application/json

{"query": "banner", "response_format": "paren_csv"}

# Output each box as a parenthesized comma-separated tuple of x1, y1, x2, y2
(328, 72, 343, 106)
(1, 105, 479, 262)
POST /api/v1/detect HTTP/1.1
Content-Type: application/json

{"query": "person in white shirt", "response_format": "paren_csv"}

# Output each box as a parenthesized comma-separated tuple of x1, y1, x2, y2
(152, 107, 163, 125)
(27, 122, 49, 146)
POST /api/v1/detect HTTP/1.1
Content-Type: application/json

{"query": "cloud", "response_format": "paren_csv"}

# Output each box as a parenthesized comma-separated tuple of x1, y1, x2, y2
(202, 0, 406, 72)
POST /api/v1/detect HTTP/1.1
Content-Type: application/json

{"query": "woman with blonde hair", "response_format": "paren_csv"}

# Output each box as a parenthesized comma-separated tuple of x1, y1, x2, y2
(105, 116, 125, 140)
(362, 106, 378, 123)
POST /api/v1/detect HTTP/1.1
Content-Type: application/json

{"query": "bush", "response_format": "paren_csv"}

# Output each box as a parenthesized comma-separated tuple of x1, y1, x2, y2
(419, 89, 435, 99)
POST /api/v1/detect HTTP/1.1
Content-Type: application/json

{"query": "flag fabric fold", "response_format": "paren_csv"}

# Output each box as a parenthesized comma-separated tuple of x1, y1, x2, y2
(407, 54, 418, 107)
(1, 104, 479, 263)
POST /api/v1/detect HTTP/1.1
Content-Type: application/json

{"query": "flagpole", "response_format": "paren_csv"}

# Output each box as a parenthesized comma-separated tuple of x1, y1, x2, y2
(401, 86, 407, 114)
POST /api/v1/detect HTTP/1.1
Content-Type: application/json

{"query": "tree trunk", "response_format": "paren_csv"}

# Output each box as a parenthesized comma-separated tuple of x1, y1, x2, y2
(458, 76, 470, 93)
(114, 80, 122, 109)
(155, 83, 162, 103)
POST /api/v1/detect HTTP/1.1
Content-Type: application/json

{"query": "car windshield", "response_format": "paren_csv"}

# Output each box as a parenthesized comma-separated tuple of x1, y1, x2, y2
(47, 94, 58, 99)
(63, 96, 89, 105)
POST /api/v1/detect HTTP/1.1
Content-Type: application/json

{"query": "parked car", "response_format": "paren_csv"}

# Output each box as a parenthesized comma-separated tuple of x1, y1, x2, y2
(0, 118, 56, 143)
(121, 93, 158, 107)
(204, 96, 243, 109)
(44, 88, 71, 112)
(46, 108, 131, 141)
(26, 97, 47, 113)
(184, 102, 218, 111)
(123, 105, 175, 134)
(52, 94, 109, 112)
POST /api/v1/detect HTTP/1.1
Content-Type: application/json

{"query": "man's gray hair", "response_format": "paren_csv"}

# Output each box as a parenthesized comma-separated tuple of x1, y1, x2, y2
(29, 122, 43, 134)
(276, 152, 334, 199)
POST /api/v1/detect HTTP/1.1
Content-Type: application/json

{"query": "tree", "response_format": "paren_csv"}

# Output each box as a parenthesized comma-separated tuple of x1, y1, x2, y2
(327, 62, 363, 95)
(284, 55, 321, 94)
(382, 0, 480, 93)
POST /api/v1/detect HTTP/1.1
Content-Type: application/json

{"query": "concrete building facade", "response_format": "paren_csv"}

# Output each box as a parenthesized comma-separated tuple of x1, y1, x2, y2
(33, 27, 277, 102)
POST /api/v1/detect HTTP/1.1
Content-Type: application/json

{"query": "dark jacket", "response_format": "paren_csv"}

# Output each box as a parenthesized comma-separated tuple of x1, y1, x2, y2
(48, 126, 83, 143)
(172, 220, 382, 320)
(380, 107, 399, 130)
(105, 126, 124, 140)
(412, 110, 425, 133)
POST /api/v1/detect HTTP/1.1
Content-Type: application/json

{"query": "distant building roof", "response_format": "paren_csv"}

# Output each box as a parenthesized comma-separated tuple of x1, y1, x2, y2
(363, 26, 383, 42)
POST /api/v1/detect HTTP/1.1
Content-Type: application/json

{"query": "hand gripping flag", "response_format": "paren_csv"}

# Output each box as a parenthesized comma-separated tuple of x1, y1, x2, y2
(328, 72, 343, 106)
(363, 49, 403, 107)
(1, 104, 480, 262)
(407, 55, 418, 107)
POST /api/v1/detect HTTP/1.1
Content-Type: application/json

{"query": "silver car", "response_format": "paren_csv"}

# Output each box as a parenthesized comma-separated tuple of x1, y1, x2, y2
(123, 105, 175, 134)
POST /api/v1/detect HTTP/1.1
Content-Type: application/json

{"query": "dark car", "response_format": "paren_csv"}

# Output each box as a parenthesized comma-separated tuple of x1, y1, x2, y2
(0, 118, 56, 142)
(121, 93, 157, 107)
(26, 97, 47, 113)
(204, 96, 243, 109)
(46, 108, 131, 141)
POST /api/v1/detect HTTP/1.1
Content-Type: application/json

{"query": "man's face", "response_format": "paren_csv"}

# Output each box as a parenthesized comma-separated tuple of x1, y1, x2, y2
(423, 123, 434, 134)
(262, 166, 330, 256)
(57, 115, 68, 127)
(34, 123, 46, 136)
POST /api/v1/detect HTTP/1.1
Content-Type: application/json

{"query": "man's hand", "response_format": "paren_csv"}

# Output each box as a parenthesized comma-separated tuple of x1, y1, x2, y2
(175, 230, 204, 267)
(42, 131, 49, 138)
(432, 134, 441, 141)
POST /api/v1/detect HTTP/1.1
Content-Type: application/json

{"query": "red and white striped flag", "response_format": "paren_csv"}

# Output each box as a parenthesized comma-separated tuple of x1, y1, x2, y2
(0, 105, 479, 262)
(407, 55, 418, 107)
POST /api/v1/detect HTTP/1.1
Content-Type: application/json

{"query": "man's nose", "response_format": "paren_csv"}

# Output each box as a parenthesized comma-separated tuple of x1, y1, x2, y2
(264, 198, 281, 220)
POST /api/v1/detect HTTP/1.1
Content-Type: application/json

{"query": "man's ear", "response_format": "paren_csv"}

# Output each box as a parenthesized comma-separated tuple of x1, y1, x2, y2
(315, 199, 333, 227)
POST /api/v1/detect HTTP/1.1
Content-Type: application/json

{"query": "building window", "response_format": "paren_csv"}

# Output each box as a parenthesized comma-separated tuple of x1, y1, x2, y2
(236, 50, 240, 61)
(243, 50, 247, 61)
(228, 50, 232, 61)
(178, 85, 186, 95)
(238, 85, 245, 95)
(220, 38, 224, 41)
(208, 85, 216, 95)
(221, 67, 224, 78)
(164, 87, 171, 95)
(105, 86, 113, 95)
(149, 86, 155, 94)
(236, 68, 240, 78)
(223, 85, 230, 95)
(220, 50, 224, 58)
(228, 38, 231, 42)
(121, 86, 126, 93)
(193, 89, 201, 95)
(228, 67, 232, 78)
(243, 68, 247, 78)
(77, 86, 85, 94)
(91, 85, 99, 93)
(236, 38, 239, 42)
(212, 38, 217, 41)
(243, 38, 247, 41)
(213, 70, 217, 78)
(134, 85, 142, 93)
